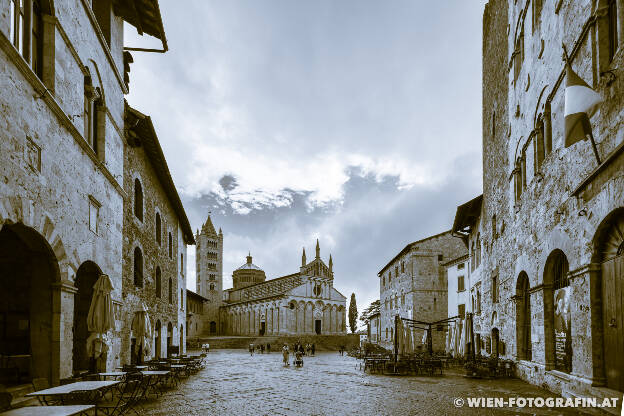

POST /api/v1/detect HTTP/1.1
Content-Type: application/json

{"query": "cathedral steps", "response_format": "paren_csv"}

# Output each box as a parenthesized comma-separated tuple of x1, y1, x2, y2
(191, 334, 359, 351)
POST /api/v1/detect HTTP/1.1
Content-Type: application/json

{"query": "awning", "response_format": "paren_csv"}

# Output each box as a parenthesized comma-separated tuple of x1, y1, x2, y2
(113, 0, 168, 51)
(451, 194, 483, 237)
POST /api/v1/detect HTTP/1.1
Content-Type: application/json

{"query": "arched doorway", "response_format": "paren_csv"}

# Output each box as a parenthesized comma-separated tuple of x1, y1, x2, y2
(593, 208, 624, 391)
(154, 320, 162, 359)
(543, 249, 571, 373)
(209, 321, 216, 334)
(491, 328, 500, 357)
(0, 224, 59, 384)
(73, 261, 101, 374)
(515, 272, 531, 360)
(166, 322, 173, 357)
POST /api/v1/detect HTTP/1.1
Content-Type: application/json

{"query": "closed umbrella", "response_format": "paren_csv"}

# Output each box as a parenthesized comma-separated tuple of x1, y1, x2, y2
(132, 303, 153, 359)
(87, 274, 114, 335)
(459, 319, 466, 357)
(445, 325, 452, 354)
(405, 326, 412, 354)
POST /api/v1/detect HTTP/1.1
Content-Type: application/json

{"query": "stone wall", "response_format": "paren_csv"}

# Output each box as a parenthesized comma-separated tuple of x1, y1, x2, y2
(480, 0, 624, 397)
(121, 137, 185, 363)
(0, 0, 128, 383)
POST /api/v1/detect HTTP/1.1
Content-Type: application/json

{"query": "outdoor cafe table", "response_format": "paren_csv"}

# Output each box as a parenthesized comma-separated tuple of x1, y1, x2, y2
(98, 372, 126, 380)
(26, 381, 120, 406)
(115, 365, 147, 370)
(0, 405, 95, 416)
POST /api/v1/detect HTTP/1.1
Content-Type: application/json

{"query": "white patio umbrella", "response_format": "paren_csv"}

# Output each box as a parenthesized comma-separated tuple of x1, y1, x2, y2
(131, 303, 153, 358)
(459, 319, 466, 357)
(445, 324, 452, 354)
(454, 320, 463, 357)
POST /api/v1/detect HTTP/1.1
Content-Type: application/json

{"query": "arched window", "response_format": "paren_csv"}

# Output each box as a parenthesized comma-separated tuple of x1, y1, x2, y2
(133, 247, 143, 287)
(210, 283, 215, 291)
(516, 272, 532, 361)
(168, 278, 173, 304)
(180, 289, 184, 310)
(134, 179, 143, 221)
(155, 212, 161, 245)
(168, 232, 172, 258)
(155, 266, 161, 298)
(534, 115, 545, 171)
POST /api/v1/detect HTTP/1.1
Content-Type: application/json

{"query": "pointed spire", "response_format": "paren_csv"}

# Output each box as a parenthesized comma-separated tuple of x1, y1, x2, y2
(329, 254, 333, 272)
(302, 247, 306, 267)
(201, 214, 217, 235)
(219, 227, 223, 235)
(246, 252, 252, 264)
(315, 239, 320, 258)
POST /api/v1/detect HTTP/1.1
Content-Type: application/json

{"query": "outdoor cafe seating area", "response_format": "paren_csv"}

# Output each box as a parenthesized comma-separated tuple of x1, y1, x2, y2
(0, 353, 207, 416)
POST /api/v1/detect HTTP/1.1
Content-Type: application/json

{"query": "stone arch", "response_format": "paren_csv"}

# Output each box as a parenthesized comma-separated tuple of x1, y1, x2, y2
(590, 207, 624, 390)
(0, 195, 79, 280)
(0, 209, 70, 385)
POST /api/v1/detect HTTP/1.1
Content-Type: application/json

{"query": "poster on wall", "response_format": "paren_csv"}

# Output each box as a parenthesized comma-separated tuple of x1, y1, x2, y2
(554, 286, 572, 373)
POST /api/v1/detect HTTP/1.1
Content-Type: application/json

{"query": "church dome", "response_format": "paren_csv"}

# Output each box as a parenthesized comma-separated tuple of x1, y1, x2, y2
(232, 253, 266, 289)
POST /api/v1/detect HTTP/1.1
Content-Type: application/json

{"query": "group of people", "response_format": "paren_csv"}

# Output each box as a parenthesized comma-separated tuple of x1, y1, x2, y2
(248, 343, 271, 355)
(280, 342, 315, 367)
(338, 345, 346, 356)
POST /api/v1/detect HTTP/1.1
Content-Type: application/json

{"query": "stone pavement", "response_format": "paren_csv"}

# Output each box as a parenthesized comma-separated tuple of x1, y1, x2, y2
(139, 350, 598, 415)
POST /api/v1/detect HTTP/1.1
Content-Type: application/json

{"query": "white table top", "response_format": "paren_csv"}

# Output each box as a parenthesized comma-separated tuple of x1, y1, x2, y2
(141, 370, 170, 376)
(0, 405, 94, 416)
(26, 380, 120, 396)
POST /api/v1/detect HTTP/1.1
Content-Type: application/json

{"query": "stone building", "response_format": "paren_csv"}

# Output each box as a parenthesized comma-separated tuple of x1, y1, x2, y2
(377, 231, 467, 351)
(480, 0, 624, 397)
(451, 194, 485, 348)
(0, 0, 165, 385)
(186, 289, 208, 340)
(121, 105, 195, 363)
(195, 215, 223, 335)
(220, 241, 347, 336)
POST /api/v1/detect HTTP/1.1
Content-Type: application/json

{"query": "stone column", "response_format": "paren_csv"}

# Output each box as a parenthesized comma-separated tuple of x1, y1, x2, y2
(589, 263, 606, 386)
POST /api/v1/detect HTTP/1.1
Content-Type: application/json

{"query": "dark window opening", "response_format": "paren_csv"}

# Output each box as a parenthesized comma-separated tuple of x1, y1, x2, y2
(133, 247, 143, 287)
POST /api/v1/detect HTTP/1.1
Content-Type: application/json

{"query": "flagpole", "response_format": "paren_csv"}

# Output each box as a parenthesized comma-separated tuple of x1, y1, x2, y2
(586, 132, 602, 164)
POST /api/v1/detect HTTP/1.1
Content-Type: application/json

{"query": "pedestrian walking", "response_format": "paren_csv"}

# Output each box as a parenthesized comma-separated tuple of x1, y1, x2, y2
(267, 343, 271, 353)
(311, 343, 315, 356)
(249, 343, 254, 356)
(282, 345, 290, 366)
(261, 344, 265, 354)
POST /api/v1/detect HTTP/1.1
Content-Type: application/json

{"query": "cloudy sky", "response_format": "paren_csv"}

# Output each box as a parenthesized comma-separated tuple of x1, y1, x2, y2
(125, 1, 487, 315)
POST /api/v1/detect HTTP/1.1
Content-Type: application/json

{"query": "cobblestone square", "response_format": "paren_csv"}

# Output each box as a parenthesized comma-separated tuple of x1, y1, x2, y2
(139, 350, 586, 415)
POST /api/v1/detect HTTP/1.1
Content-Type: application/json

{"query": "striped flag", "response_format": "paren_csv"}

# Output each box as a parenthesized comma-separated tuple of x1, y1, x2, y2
(564, 63, 602, 147)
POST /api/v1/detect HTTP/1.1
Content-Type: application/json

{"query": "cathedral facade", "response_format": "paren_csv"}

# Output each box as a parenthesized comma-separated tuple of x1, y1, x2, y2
(220, 241, 347, 336)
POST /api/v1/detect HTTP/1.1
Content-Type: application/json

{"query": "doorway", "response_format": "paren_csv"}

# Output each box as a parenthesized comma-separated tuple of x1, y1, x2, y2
(491, 328, 500, 357)
(209, 321, 216, 334)
(166, 322, 173, 357)
(0, 224, 58, 385)
(259, 322, 265, 336)
(315, 320, 321, 335)
(73, 261, 100, 374)
(154, 320, 161, 359)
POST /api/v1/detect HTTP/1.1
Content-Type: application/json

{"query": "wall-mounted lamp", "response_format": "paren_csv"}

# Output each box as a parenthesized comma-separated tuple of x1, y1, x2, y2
(600, 69, 617, 87)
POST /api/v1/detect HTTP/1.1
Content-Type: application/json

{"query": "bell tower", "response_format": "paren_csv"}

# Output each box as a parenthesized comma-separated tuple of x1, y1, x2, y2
(195, 214, 223, 334)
